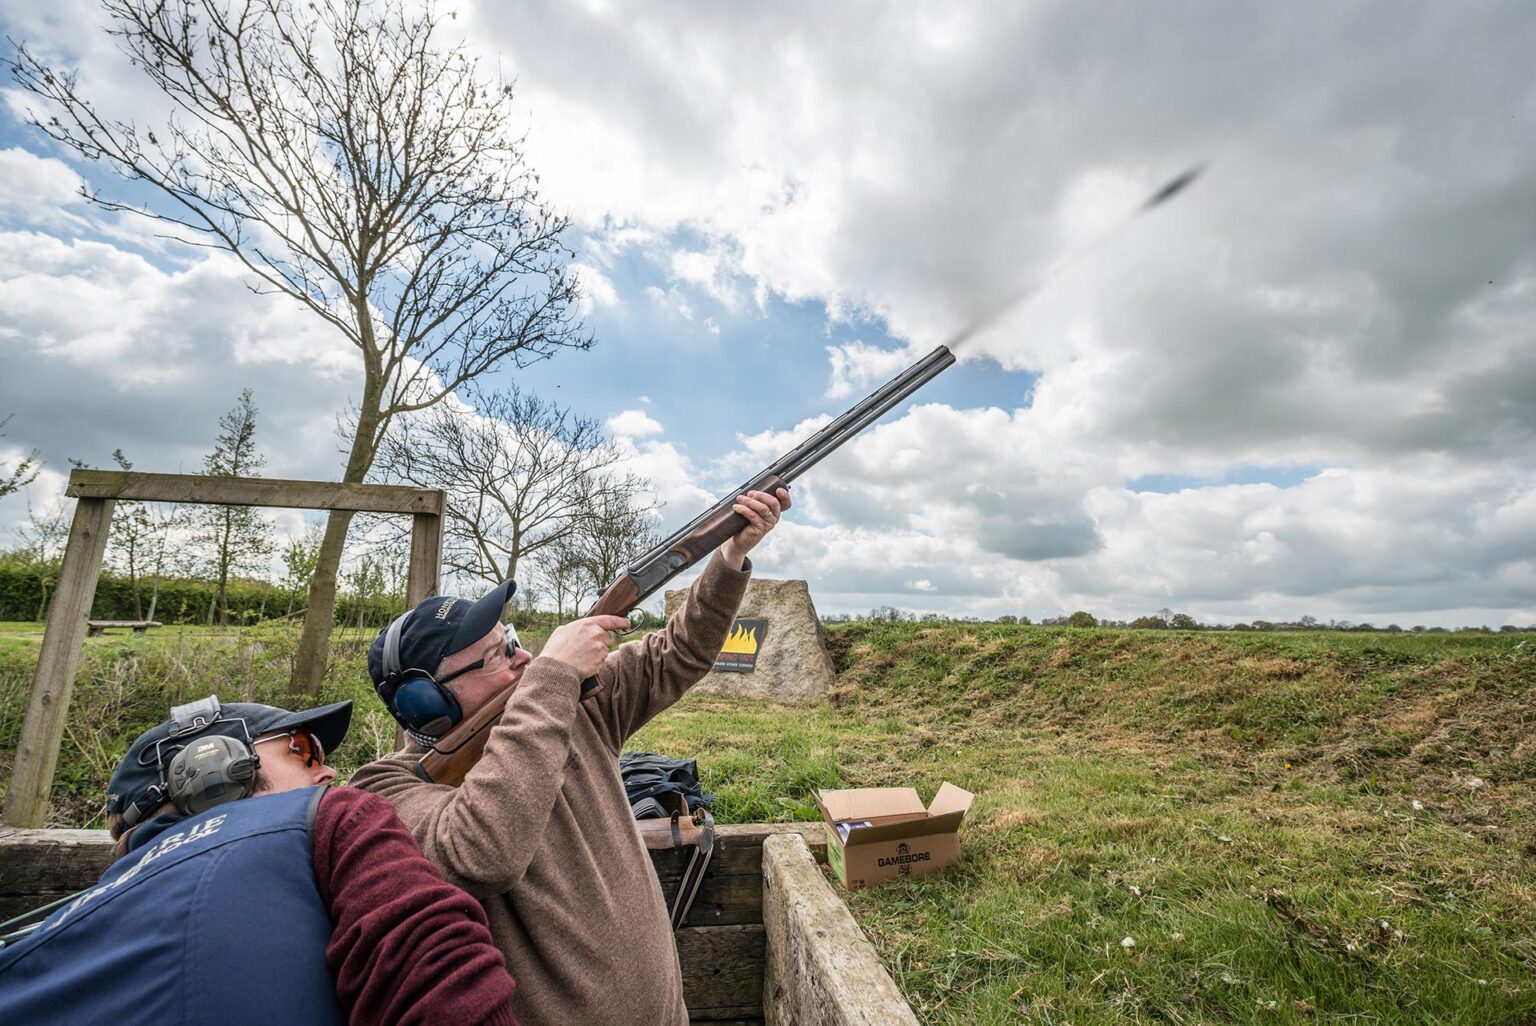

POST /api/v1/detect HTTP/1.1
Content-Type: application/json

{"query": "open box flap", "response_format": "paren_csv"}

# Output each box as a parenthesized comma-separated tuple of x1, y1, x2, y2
(844, 809, 967, 846)
(927, 782, 975, 819)
(817, 787, 925, 824)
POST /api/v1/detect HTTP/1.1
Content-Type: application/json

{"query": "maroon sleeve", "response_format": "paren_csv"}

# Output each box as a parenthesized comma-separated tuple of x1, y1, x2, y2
(311, 787, 519, 1026)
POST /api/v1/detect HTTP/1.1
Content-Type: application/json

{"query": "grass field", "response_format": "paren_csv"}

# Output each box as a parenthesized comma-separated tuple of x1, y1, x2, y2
(634, 624, 1535, 1024)
(3, 620, 1532, 1023)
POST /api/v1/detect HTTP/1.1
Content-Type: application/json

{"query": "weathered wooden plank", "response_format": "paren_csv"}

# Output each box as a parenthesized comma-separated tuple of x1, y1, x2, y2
(660, 871, 766, 927)
(651, 822, 825, 878)
(691, 1019, 762, 1026)
(0, 828, 117, 919)
(66, 469, 445, 516)
(406, 512, 443, 607)
(653, 823, 825, 927)
(677, 924, 764, 1016)
(2, 498, 116, 828)
(762, 833, 919, 1026)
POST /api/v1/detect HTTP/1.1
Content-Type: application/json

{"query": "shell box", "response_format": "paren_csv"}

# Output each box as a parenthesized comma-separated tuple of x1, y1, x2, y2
(816, 783, 974, 890)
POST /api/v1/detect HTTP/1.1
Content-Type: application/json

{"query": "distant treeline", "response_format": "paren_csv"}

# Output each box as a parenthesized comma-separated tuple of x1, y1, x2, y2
(0, 563, 402, 627)
(830, 606, 1535, 634)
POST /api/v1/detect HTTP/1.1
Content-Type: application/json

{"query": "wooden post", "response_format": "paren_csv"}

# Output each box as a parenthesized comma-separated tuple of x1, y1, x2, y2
(2, 473, 444, 819)
(405, 512, 443, 608)
(3, 498, 116, 828)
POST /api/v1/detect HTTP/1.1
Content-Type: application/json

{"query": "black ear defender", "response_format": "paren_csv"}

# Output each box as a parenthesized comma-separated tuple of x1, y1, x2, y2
(117, 696, 258, 827)
(377, 611, 462, 740)
(166, 734, 257, 815)
(161, 696, 258, 816)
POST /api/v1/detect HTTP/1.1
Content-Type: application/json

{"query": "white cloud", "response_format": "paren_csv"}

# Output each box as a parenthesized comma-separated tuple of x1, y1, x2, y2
(823, 341, 921, 400)
(0, 229, 361, 486)
(0, 148, 85, 226)
(606, 408, 663, 439)
(569, 260, 620, 315)
(611, 435, 714, 518)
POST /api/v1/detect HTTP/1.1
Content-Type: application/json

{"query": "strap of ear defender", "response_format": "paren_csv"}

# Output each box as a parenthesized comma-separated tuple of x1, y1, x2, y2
(383, 610, 409, 679)
(168, 695, 222, 737)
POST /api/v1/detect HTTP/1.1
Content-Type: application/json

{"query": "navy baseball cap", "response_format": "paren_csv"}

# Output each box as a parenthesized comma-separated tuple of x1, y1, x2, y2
(366, 580, 517, 686)
(106, 696, 352, 827)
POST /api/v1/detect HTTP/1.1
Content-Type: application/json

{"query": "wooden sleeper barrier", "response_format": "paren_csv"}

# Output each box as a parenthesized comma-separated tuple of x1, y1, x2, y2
(0, 822, 920, 1024)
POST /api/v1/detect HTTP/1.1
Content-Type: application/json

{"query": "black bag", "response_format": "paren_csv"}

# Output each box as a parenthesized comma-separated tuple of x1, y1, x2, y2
(619, 751, 713, 819)
(620, 752, 716, 931)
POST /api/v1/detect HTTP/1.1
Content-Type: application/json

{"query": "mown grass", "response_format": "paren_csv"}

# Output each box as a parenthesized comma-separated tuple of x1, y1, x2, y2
(632, 625, 1535, 1025)
(4, 620, 1532, 1022)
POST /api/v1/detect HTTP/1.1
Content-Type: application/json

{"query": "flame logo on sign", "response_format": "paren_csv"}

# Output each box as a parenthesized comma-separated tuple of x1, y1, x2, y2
(721, 622, 760, 655)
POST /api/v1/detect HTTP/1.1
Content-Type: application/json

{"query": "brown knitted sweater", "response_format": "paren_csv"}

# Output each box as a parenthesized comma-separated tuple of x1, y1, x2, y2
(349, 551, 751, 1026)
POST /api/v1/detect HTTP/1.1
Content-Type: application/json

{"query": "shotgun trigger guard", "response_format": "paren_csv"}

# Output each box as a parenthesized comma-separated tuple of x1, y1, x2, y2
(620, 609, 645, 635)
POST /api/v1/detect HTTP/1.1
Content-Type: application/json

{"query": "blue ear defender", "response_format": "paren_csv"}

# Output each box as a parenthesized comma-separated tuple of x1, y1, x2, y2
(378, 611, 463, 741)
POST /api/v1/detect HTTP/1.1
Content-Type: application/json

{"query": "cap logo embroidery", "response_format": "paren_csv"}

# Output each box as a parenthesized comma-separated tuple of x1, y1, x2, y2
(434, 598, 458, 621)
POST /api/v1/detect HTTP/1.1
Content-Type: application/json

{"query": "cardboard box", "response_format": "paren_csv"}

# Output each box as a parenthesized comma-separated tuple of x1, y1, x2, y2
(816, 782, 974, 890)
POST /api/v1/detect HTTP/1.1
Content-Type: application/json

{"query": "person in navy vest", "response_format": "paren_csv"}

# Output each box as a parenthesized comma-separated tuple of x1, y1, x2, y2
(0, 695, 521, 1026)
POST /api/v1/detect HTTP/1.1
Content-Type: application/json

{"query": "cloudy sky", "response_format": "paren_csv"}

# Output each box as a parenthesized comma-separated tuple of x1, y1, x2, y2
(2, 1, 1533, 627)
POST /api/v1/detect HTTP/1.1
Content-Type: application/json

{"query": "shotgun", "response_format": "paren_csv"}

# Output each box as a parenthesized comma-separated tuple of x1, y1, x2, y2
(414, 343, 958, 784)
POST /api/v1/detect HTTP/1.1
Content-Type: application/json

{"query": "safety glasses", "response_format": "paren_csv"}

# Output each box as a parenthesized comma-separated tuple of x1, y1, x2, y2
(255, 728, 326, 768)
(434, 627, 520, 688)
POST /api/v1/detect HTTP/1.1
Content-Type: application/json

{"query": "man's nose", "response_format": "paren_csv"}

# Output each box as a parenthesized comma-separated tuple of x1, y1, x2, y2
(512, 647, 533, 671)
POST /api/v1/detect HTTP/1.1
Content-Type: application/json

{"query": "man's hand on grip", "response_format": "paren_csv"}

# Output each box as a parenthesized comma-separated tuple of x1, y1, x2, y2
(721, 487, 791, 568)
(540, 615, 630, 681)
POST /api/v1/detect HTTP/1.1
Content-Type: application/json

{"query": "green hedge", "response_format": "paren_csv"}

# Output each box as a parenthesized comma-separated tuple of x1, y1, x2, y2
(0, 564, 403, 627)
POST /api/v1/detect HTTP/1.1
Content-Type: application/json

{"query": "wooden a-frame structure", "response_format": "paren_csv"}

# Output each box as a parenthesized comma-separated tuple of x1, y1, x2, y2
(2, 469, 445, 828)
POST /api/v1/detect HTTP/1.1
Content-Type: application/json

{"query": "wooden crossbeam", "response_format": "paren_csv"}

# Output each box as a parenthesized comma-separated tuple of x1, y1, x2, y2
(66, 469, 444, 516)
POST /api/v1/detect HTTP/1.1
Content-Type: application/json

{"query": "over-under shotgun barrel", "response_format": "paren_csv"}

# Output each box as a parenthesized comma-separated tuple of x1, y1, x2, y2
(416, 344, 958, 785)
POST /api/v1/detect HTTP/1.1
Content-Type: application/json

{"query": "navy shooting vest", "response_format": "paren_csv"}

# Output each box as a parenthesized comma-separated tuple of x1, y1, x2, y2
(0, 786, 345, 1026)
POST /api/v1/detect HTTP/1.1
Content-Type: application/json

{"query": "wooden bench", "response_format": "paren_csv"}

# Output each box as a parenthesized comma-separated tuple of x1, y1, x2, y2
(85, 620, 162, 636)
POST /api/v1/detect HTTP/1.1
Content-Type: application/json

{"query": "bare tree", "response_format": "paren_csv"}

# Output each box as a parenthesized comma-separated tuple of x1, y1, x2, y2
(194, 389, 272, 625)
(11, 0, 590, 691)
(536, 534, 590, 620)
(102, 448, 181, 621)
(280, 522, 323, 616)
(14, 497, 73, 621)
(0, 416, 40, 500)
(570, 486, 663, 602)
(375, 386, 654, 588)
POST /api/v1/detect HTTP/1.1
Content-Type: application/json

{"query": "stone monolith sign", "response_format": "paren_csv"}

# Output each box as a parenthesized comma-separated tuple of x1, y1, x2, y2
(665, 578, 834, 701)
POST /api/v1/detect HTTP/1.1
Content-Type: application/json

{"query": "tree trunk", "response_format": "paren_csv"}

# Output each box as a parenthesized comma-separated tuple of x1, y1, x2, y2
(129, 545, 143, 620)
(147, 573, 161, 623)
(216, 511, 232, 627)
(292, 509, 355, 694)
(292, 381, 382, 695)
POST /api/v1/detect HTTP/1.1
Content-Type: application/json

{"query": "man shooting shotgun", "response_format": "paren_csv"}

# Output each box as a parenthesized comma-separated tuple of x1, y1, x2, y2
(351, 166, 1198, 1026)
(349, 353, 942, 1026)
